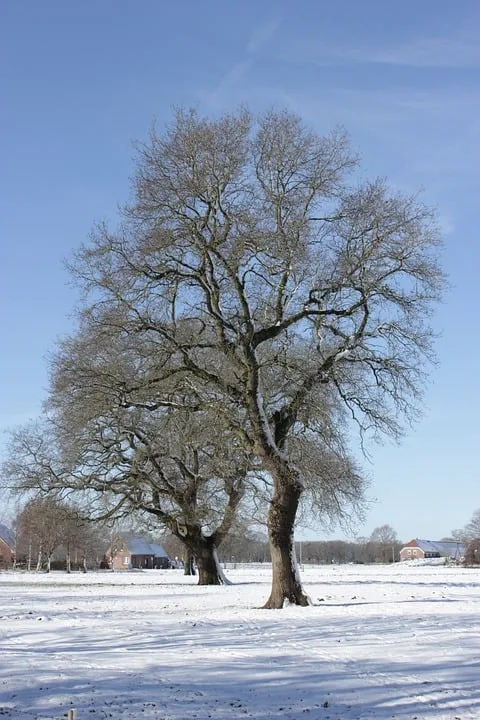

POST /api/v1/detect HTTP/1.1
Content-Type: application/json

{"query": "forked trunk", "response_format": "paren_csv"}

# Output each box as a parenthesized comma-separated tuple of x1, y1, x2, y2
(180, 531, 224, 585)
(263, 471, 310, 609)
(172, 520, 228, 585)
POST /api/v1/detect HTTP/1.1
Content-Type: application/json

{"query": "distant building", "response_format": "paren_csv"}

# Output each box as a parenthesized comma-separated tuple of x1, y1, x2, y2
(0, 524, 15, 568)
(103, 534, 170, 570)
(399, 539, 465, 562)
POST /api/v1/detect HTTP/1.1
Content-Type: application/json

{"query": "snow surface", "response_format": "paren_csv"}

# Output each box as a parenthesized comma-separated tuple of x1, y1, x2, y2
(1, 563, 479, 720)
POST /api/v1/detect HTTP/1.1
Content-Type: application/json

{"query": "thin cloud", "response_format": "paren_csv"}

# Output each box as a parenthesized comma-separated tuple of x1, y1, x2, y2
(278, 35, 480, 69)
(368, 37, 480, 68)
(246, 17, 281, 55)
(207, 59, 252, 109)
(204, 17, 280, 109)
(278, 82, 479, 191)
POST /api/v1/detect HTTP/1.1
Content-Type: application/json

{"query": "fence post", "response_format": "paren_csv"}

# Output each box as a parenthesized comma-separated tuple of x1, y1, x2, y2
(67, 709, 77, 720)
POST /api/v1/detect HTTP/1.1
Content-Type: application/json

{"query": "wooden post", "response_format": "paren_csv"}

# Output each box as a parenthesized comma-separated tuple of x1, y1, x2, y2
(67, 709, 77, 720)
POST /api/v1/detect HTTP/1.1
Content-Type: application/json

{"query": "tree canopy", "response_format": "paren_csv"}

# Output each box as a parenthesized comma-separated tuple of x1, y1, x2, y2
(1, 107, 445, 607)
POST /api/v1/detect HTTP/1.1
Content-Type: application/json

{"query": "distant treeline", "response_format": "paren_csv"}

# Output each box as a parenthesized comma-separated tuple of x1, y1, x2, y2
(162, 533, 403, 565)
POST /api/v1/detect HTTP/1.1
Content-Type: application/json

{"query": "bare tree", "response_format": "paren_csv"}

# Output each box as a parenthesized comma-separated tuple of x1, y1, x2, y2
(15, 497, 72, 572)
(370, 525, 398, 544)
(452, 509, 480, 543)
(61, 108, 444, 607)
(464, 538, 480, 566)
(59, 507, 103, 573)
(2, 402, 248, 585)
(368, 524, 401, 563)
(5, 109, 443, 606)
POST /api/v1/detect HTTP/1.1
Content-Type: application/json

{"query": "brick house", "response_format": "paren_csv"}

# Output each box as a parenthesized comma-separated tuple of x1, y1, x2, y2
(0, 524, 15, 569)
(103, 534, 170, 570)
(399, 539, 465, 562)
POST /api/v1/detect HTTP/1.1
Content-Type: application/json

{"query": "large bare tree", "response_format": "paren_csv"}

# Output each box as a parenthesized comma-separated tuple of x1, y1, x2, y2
(13, 108, 445, 606)
(64, 108, 444, 606)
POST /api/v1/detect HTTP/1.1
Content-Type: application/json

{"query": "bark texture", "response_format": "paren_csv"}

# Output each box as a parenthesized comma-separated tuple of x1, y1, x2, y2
(181, 529, 223, 585)
(263, 466, 310, 608)
(195, 542, 222, 586)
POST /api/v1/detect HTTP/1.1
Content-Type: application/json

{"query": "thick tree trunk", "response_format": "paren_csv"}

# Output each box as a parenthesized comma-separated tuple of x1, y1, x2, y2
(169, 522, 227, 585)
(180, 531, 224, 585)
(263, 471, 310, 609)
(196, 542, 222, 585)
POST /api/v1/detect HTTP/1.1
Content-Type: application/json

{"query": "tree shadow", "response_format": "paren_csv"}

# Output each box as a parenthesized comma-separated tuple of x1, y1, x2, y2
(2, 605, 479, 720)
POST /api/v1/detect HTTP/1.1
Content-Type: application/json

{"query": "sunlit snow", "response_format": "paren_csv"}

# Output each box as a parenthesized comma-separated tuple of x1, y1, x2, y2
(1, 563, 479, 719)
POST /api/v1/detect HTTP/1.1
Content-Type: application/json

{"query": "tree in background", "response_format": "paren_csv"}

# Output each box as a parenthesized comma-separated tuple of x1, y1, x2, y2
(464, 538, 480, 566)
(14, 497, 98, 572)
(368, 525, 401, 563)
(452, 509, 480, 543)
(2, 408, 248, 584)
(16, 497, 62, 571)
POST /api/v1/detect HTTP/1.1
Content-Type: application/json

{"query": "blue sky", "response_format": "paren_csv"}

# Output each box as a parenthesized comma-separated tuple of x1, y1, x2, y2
(1, 0, 479, 542)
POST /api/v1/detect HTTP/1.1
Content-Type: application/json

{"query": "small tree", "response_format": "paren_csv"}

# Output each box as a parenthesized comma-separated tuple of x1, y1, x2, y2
(464, 538, 480, 566)
(15, 498, 71, 572)
(452, 509, 480, 543)
(368, 525, 401, 563)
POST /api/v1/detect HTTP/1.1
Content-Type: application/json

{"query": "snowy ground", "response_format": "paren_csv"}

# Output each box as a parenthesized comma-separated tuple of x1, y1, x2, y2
(1, 564, 479, 720)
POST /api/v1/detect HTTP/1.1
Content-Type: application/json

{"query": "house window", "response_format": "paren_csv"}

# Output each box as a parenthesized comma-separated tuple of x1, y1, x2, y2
(123, 556, 129, 565)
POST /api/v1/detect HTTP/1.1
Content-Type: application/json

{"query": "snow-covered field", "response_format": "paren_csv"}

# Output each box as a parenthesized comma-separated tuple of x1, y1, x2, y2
(1, 564, 479, 720)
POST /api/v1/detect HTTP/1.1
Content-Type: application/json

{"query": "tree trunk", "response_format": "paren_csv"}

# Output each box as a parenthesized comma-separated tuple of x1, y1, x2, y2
(263, 470, 310, 609)
(184, 548, 196, 576)
(213, 548, 232, 585)
(195, 542, 221, 585)
(180, 531, 224, 585)
(66, 548, 71, 573)
(36, 546, 43, 572)
(169, 524, 226, 585)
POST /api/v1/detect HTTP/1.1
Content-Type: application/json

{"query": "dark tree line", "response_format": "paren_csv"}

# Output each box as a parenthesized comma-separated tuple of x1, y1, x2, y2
(215, 524, 402, 565)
